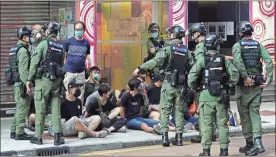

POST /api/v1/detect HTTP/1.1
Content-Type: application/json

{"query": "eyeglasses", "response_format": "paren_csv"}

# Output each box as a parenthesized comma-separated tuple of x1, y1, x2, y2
(75, 29, 83, 31)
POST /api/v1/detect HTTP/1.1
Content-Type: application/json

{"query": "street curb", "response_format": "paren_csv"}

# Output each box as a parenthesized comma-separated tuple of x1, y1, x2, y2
(1, 124, 275, 156)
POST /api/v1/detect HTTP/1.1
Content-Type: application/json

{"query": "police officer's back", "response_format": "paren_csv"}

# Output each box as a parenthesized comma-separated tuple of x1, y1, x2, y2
(188, 34, 239, 156)
(8, 26, 33, 140)
(27, 21, 65, 145)
(134, 25, 194, 147)
(232, 21, 274, 156)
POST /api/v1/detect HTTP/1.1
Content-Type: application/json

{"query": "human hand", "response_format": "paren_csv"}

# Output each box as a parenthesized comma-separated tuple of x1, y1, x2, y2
(259, 82, 269, 88)
(132, 68, 140, 77)
(26, 81, 33, 96)
(244, 77, 254, 87)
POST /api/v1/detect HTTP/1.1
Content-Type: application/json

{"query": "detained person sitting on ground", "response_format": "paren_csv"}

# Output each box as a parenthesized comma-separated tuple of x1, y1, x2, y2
(61, 78, 108, 139)
(146, 74, 163, 112)
(84, 66, 101, 105)
(99, 78, 122, 107)
(85, 83, 127, 134)
(120, 78, 161, 134)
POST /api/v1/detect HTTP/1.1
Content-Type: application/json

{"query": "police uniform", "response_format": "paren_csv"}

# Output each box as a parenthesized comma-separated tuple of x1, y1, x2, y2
(232, 21, 274, 156)
(188, 34, 239, 156)
(137, 26, 194, 147)
(188, 23, 217, 143)
(144, 23, 164, 81)
(8, 26, 33, 140)
(27, 22, 65, 145)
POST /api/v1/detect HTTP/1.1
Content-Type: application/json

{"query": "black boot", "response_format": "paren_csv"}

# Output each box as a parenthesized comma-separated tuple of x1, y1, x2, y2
(219, 148, 229, 156)
(162, 132, 170, 147)
(15, 133, 33, 140)
(172, 133, 183, 146)
(30, 136, 43, 145)
(245, 137, 265, 156)
(191, 136, 201, 143)
(199, 149, 210, 156)
(54, 133, 65, 146)
(212, 135, 217, 142)
(10, 132, 16, 139)
(239, 138, 254, 153)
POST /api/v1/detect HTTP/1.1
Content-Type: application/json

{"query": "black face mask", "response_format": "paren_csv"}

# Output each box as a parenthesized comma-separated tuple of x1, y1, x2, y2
(74, 89, 81, 97)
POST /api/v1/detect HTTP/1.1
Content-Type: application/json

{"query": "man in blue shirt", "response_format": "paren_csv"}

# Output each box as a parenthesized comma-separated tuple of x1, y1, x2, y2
(63, 21, 90, 104)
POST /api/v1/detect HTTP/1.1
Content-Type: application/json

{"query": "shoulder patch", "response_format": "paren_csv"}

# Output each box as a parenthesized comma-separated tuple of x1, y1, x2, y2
(171, 44, 188, 54)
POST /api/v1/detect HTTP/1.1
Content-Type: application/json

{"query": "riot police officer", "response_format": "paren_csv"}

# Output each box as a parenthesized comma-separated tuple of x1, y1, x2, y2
(187, 23, 217, 143)
(232, 21, 274, 156)
(26, 21, 65, 145)
(133, 25, 194, 147)
(8, 26, 33, 140)
(188, 34, 239, 156)
(144, 23, 164, 80)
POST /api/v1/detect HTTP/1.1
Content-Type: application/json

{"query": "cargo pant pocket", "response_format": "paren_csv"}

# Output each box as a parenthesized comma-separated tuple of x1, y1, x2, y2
(34, 89, 42, 101)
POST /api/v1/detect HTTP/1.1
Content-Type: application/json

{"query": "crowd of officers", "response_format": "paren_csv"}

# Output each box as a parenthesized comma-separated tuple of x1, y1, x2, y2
(133, 21, 274, 156)
(5, 20, 274, 156)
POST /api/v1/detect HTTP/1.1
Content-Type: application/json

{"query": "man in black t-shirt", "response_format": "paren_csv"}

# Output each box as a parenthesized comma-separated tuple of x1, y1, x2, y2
(146, 74, 163, 112)
(85, 84, 127, 134)
(120, 78, 161, 134)
(61, 78, 108, 139)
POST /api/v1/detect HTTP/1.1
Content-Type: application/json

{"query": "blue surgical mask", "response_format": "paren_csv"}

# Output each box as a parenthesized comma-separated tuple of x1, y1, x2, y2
(151, 32, 159, 39)
(29, 37, 35, 45)
(75, 31, 83, 38)
(93, 73, 100, 80)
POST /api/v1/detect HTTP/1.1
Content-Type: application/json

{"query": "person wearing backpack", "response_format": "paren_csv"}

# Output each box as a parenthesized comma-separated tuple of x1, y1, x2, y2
(188, 34, 239, 156)
(8, 26, 33, 140)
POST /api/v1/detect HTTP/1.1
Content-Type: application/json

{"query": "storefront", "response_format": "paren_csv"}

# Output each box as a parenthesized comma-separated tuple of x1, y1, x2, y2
(0, 1, 76, 106)
(77, 1, 275, 90)
(0, 1, 274, 107)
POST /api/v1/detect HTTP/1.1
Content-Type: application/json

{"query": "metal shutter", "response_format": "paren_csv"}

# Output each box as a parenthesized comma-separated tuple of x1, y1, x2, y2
(0, 1, 50, 105)
(0, 1, 75, 106)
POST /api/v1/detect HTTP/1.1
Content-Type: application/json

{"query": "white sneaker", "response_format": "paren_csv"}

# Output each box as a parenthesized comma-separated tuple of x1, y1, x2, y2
(118, 126, 127, 133)
(78, 132, 87, 139)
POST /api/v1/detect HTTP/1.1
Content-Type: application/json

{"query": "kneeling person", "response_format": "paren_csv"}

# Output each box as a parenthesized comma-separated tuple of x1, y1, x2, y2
(61, 79, 108, 139)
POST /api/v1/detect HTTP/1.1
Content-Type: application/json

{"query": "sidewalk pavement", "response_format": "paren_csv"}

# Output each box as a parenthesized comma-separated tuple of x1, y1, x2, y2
(1, 102, 275, 156)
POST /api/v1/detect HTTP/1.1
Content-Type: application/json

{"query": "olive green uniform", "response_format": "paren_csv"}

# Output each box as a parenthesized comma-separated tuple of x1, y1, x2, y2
(27, 35, 63, 138)
(188, 50, 240, 149)
(10, 40, 32, 135)
(146, 38, 163, 81)
(139, 39, 194, 133)
(232, 38, 274, 139)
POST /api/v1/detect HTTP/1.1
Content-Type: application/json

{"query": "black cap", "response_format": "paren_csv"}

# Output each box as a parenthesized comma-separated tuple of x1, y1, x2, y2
(68, 78, 84, 89)
(153, 74, 163, 82)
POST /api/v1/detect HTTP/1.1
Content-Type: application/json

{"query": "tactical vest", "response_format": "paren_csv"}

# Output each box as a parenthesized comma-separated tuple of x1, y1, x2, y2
(165, 44, 189, 86)
(239, 39, 262, 71)
(145, 38, 163, 62)
(201, 54, 227, 96)
(5, 44, 28, 85)
(40, 39, 64, 81)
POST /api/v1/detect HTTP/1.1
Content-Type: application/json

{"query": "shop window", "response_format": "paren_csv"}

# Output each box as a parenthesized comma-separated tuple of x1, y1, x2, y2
(96, 1, 152, 90)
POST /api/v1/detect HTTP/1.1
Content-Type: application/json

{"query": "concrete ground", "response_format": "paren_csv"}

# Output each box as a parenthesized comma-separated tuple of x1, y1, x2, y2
(78, 133, 276, 156)
(1, 102, 275, 156)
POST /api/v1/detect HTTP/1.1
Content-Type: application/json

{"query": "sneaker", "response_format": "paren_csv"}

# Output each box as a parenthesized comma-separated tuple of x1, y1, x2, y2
(184, 123, 193, 130)
(153, 124, 161, 135)
(78, 132, 87, 139)
(118, 126, 127, 133)
(96, 130, 108, 138)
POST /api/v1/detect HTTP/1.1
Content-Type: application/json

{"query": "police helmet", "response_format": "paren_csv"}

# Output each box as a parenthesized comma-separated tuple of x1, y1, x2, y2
(17, 26, 32, 39)
(170, 25, 185, 39)
(44, 21, 61, 33)
(148, 23, 160, 33)
(236, 21, 254, 35)
(189, 23, 206, 35)
(204, 33, 221, 50)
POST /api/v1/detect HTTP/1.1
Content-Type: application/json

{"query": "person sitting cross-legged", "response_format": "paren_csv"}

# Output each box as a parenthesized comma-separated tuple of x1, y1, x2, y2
(61, 78, 108, 139)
